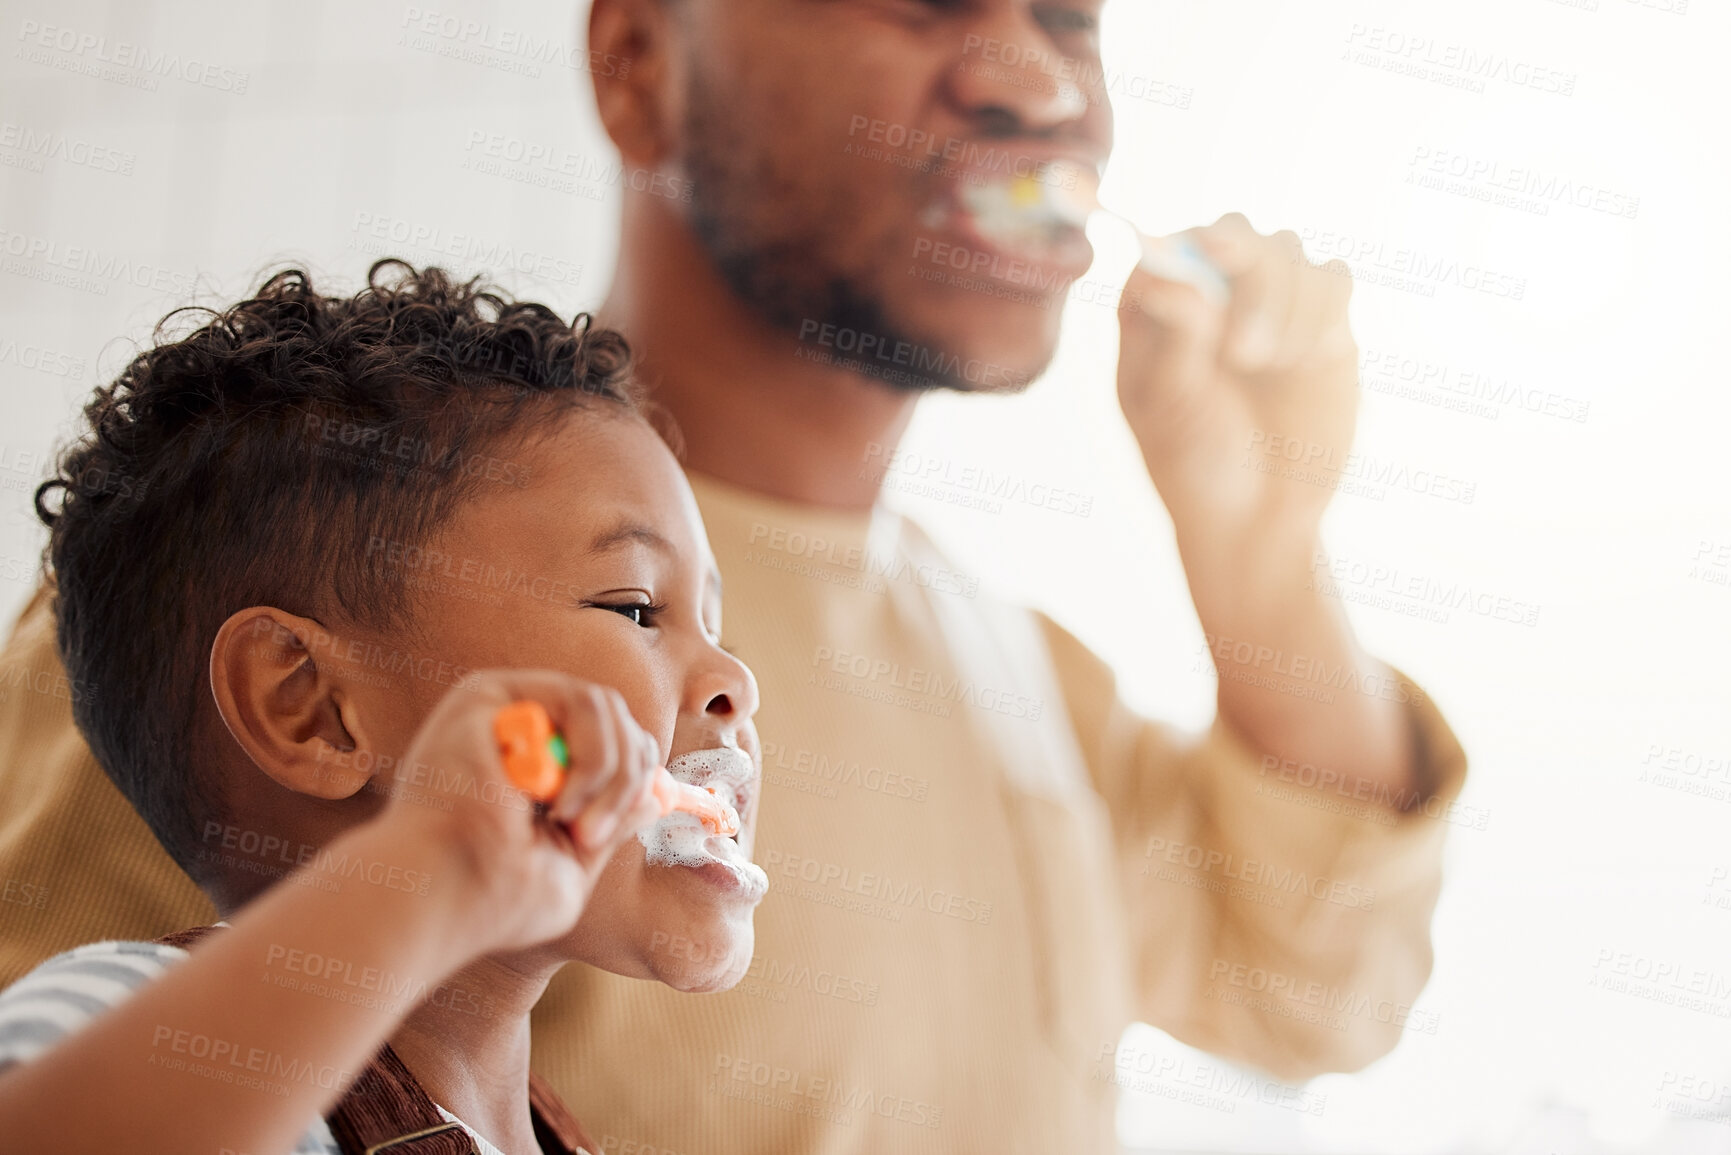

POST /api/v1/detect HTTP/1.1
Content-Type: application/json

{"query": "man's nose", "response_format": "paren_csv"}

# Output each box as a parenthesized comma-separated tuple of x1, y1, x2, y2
(946, 11, 1094, 135)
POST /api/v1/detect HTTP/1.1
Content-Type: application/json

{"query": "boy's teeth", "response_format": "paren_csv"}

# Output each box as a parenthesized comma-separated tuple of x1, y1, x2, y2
(667, 746, 753, 786)
(664, 747, 754, 824)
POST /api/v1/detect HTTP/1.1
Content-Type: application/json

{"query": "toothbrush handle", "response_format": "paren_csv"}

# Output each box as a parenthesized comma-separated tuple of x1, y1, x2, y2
(653, 772, 741, 837)
(494, 700, 740, 835)
(1137, 233, 1231, 306)
(494, 700, 565, 801)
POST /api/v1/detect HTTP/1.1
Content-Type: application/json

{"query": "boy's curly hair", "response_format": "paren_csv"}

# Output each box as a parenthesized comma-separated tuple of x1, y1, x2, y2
(36, 259, 639, 880)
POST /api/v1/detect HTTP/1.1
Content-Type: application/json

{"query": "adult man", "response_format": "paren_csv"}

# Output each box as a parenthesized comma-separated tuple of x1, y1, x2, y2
(0, 0, 1465, 1150)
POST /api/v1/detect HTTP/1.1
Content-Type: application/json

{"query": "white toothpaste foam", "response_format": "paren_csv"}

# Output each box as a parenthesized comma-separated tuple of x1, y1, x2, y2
(664, 746, 752, 789)
(638, 747, 768, 899)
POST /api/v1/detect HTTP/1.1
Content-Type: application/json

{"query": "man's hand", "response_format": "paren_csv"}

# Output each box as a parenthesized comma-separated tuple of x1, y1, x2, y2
(1118, 213, 1359, 549)
(1115, 214, 1421, 801)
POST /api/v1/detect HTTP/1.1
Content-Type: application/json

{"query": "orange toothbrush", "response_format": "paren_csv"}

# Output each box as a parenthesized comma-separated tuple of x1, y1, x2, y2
(493, 700, 739, 837)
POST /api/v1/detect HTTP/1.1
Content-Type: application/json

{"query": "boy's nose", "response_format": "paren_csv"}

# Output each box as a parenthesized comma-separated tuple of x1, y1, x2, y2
(694, 646, 760, 723)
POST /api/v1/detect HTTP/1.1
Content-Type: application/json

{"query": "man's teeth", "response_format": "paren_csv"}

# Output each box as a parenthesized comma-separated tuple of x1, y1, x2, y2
(958, 164, 1098, 248)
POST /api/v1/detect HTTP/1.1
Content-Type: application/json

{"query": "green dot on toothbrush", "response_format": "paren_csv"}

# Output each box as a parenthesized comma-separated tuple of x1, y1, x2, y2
(547, 732, 569, 769)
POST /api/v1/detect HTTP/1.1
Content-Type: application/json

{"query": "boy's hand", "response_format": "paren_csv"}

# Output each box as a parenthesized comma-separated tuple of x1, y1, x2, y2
(386, 669, 664, 956)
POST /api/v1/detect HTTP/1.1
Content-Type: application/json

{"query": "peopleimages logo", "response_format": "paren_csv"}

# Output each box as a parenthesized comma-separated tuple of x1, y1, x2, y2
(461, 130, 691, 203)
(149, 1025, 351, 1095)
(794, 319, 1029, 391)
(760, 849, 994, 926)
(744, 954, 882, 1008)
(14, 19, 252, 94)
(1342, 23, 1577, 97)
(1142, 836, 1377, 911)
(347, 211, 583, 289)
(1206, 960, 1442, 1035)
(1199, 632, 1426, 707)
(0, 334, 86, 380)
(398, 8, 631, 79)
(305, 413, 532, 488)
(958, 35, 1195, 109)
(1244, 429, 1478, 506)
(745, 521, 979, 599)
(712, 1053, 943, 1129)
(1359, 346, 1591, 425)
(0, 121, 135, 175)
(1408, 145, 1639, 220)
(1300, 228, 1526, 301)
(1308, 551, 1542, 628)
(810, 645, 1044, 721)
(843, 115, 1080, 186)
(761, 739, 931, 804)
(0, 227, 199, 298)
(861, 442, 1094, 518)
(1, 877, 48, 911)
(1093, 1043, 1327, 1116)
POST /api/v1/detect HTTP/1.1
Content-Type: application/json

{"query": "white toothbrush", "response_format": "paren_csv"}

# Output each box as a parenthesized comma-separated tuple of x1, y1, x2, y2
(959, 161, 1230, 306)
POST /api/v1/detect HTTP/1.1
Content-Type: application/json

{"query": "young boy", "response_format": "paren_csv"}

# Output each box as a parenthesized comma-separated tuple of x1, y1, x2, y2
(0, 261, 768, 1154)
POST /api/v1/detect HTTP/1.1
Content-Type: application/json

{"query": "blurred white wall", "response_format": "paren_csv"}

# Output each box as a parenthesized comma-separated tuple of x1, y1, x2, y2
(2, 1, 1727, 1151)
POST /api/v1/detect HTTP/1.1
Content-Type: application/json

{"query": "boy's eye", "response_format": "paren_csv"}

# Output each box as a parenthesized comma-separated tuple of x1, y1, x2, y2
(597, 601, 660, 627)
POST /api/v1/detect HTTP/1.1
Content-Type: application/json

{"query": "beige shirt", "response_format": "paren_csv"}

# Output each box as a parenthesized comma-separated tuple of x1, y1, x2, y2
(0, 472, 1465, 1153)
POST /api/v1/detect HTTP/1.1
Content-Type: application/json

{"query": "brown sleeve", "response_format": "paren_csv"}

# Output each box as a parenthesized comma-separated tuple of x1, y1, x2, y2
(1037, 611, 1469, 1080)
(0, 583, 213, 988)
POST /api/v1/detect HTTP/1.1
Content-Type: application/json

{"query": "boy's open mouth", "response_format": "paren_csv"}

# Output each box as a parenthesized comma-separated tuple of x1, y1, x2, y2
(639, 744, 768, 900)
(665, 745, 756, 843)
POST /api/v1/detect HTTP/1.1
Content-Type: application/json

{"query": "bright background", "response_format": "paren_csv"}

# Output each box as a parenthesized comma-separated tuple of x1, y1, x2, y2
(1, 2, 1727, 1152)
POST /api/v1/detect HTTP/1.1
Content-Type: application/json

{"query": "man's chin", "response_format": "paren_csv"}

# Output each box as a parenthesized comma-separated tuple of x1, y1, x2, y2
(797, 293, 1062, 397)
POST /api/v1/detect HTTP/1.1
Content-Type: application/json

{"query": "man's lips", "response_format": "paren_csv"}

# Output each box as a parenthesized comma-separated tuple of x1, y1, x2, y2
(924, 173, 1096, 281)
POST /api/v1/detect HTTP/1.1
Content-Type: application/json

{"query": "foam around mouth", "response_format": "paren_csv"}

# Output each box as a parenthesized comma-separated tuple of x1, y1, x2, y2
(639, 813, 769, 898)
(665, 746, 754, 819)
(957, 161, 1099, 251)
(638, 747, 768, 899)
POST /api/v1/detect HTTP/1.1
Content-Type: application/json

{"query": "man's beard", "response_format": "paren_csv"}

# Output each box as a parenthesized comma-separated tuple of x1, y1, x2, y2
(678, 71, 976, 395)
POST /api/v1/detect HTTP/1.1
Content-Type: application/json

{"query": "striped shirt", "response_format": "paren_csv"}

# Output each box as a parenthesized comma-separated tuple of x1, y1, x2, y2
(0, 939, 504, 1155)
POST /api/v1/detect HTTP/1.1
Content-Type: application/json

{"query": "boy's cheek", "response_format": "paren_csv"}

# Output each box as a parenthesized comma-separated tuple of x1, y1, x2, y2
(564, 839, 653, 963)
(576, 843, 749, 982)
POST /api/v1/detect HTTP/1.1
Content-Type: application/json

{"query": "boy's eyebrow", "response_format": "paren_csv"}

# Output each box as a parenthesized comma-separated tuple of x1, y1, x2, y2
(588, 518, 723, 596)
(588, 520, 673, 556)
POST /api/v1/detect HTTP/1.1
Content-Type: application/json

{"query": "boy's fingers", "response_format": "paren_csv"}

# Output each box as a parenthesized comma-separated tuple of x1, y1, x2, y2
(547, 685, 622, 828)
(411, 669, 558, 803)
(625, 722, 663, 833)
(618, 773, 664, 840)
(594, 748, 662, 853)
(420, 671, 663, 857)
(612, 711, 664, 844)
(581, 692, 656, 849)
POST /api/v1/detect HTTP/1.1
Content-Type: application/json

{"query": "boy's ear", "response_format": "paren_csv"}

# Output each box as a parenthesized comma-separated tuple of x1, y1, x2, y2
(589, 0, 682, 167)
(209, 608, 375, 800)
